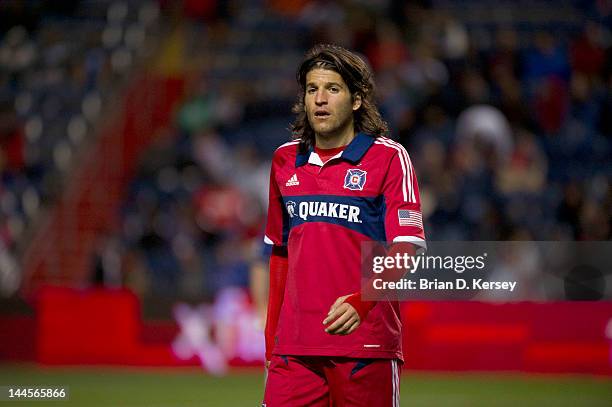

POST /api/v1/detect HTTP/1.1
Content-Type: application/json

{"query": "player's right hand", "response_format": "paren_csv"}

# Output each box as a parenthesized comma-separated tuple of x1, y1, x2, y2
(323, 295, 361, 335)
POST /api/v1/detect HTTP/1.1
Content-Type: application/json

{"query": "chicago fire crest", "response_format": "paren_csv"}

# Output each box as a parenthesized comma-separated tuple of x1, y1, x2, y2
(343, 169, 367, 191)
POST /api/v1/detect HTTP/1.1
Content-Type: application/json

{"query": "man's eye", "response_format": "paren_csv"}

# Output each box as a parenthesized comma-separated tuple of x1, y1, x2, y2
(329, 87, 339, 93)
(307, 88, 316, 94)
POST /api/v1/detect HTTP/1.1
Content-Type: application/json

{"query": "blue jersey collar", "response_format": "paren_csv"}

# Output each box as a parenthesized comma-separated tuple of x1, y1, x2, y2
(295, 132, 375, 167)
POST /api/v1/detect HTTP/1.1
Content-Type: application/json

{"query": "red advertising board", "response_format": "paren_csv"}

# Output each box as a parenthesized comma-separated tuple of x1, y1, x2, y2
(2, 286, 611, 375)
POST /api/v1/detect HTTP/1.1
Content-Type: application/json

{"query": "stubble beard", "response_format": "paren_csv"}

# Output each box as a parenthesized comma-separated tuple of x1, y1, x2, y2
(309, 113, 355, 142)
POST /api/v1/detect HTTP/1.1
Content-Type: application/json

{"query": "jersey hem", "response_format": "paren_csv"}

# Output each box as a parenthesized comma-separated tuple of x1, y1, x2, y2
(272, 346, 403, 361)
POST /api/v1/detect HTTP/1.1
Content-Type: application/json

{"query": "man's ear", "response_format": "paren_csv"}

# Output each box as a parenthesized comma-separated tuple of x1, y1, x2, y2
(352, 94, 362, 111)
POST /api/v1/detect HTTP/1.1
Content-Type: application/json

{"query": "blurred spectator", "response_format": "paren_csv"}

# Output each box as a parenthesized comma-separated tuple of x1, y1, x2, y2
(523, 31, 571, 85)
(91, 231, 123, 288)
(556, 182, 584, 239)
(534, 76, 569, 134)
(570, 22, 607, 78)
(0, 100, 25, 173)
(456, 104, 513, 162)
(496, 129, 547, 195)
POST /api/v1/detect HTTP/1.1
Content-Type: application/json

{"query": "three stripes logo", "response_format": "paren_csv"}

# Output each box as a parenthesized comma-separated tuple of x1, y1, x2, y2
(285, 173, 300, 186)
(398, 209, 423, 229)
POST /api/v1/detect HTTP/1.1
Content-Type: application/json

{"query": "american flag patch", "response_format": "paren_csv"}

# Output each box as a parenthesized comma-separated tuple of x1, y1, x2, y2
(398, 209, 423, 228)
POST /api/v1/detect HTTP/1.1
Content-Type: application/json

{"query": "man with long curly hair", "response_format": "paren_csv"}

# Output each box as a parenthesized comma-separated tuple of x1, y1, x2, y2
(263, 44, 426, 406)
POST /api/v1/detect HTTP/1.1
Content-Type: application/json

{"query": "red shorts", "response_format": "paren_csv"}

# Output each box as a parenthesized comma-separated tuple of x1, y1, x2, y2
(263, 355, 401, 407)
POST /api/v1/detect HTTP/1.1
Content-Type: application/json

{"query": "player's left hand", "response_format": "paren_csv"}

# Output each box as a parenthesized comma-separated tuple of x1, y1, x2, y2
(323, 295, 361, 335)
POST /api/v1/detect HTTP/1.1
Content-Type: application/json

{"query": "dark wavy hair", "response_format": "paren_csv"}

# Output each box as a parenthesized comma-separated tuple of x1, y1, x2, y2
(290, 44, 389, 152)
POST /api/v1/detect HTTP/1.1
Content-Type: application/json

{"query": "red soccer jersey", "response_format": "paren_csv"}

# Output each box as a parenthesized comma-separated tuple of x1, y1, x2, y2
(265, 133, 426, 360)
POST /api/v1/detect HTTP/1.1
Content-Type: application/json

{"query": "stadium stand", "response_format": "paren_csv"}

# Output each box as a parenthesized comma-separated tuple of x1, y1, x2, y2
(0, 1, 162, 296)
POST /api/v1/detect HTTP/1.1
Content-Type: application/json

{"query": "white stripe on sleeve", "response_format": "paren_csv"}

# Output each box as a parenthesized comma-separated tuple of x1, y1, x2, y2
(374, 139, 408, 202)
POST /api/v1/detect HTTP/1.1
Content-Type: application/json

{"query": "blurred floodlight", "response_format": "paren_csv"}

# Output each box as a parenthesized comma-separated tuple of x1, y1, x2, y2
(25, 116, 43, 142)
(68, 115, 88, 144)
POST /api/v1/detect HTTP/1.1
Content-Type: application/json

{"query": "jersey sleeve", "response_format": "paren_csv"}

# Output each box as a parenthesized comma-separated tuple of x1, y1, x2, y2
(264, 155, 287, 250)
(382, 147, 426, 252)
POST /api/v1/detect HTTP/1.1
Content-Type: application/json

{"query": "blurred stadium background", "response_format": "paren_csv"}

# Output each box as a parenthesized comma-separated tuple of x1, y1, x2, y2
(0, 0, 611, 405)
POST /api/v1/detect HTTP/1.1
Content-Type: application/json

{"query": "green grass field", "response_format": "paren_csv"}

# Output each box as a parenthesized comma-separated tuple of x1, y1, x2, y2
(1, 365, 611, 406)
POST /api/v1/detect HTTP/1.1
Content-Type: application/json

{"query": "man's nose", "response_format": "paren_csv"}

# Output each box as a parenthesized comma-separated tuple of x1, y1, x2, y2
(315, 90, 327, 105)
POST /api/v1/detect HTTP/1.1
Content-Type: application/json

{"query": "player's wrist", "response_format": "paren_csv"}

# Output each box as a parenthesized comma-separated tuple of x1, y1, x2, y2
(344, 292, 376, 321)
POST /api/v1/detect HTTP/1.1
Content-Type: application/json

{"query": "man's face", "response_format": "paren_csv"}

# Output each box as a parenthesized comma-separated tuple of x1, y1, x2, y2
(304, 68, 362, 140)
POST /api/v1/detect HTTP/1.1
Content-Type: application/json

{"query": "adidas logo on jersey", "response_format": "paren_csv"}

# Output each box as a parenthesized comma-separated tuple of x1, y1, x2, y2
(285, 174, 300, 186)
